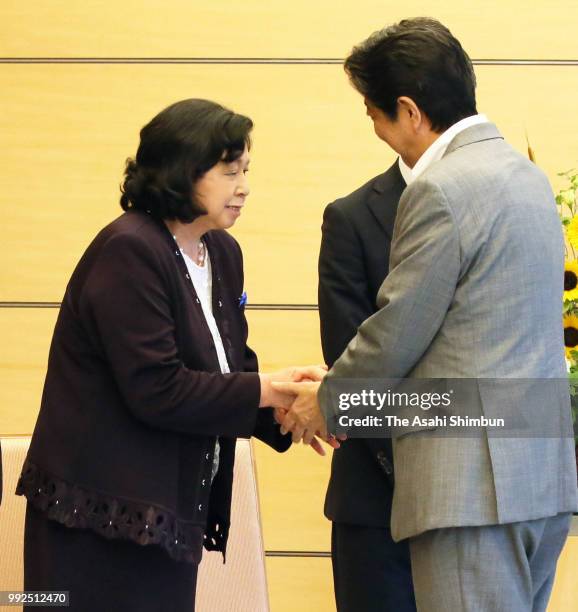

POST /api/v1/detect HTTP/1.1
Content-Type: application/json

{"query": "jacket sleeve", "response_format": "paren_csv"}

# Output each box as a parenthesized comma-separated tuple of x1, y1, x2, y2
(318, 202, 376, 367)
(319, 179, 461, 419)
(81, 231, 261, 438)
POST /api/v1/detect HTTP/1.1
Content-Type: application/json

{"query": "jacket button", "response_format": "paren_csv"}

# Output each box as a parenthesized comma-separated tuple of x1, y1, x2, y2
(205, 453, 210, 460)
(218, 300, 222, 308)
(201, 479, 206, 486)
(198, 504, 202, 511)
(185, 273, 190, 280)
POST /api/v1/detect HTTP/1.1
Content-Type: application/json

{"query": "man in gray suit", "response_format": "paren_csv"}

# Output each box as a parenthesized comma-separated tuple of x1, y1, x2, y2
(274, 17, 578, 611)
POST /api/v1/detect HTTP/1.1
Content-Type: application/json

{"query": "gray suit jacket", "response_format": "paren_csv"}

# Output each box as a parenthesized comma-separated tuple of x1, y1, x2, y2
(319, 123, 578, 542)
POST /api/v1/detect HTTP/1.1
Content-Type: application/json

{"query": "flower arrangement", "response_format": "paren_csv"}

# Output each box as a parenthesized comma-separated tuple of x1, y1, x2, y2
(557, 168, 578, 446)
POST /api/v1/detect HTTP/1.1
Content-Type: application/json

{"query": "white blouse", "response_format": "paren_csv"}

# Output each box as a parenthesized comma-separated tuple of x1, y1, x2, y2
(181, 248, 229, 482)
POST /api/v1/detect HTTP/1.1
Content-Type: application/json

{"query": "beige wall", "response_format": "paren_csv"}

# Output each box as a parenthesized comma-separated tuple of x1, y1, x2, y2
(1, 2, 578, 610)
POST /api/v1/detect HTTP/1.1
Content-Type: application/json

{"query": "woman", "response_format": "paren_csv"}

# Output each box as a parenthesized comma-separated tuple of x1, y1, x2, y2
(16, 99, 332, 611)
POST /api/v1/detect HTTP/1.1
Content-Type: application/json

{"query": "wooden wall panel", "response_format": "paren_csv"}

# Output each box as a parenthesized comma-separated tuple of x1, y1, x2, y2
(245, 310, 323, 370)
(248, 310, 328, 553)
(254, 438, 331, 552)
(0, 63, 388, 304)
(266, 557, 333, 612)
(548, 535, 578, 611)
(0, 308, 57, 435)
(1, 65, 577, 305)
(1, 1, 577, 59)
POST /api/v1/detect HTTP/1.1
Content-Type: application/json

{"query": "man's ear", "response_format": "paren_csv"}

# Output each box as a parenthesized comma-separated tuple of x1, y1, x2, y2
(397, 96, 425, 131)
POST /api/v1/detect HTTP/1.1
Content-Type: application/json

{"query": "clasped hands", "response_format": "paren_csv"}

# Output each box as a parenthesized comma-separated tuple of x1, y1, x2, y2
(260, 365, 343, 456)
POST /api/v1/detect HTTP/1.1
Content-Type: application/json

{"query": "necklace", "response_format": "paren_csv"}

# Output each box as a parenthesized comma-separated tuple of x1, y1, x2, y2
(196, 240, 206, 267)
(172, 235, 206, 267)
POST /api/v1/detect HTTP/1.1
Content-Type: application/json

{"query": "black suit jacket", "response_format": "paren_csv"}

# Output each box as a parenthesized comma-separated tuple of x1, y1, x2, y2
(318, 161, 405, 526)
(16, 210, 290, 563)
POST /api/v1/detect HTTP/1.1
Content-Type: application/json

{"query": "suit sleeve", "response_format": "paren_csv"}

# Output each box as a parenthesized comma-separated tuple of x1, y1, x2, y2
(318, 203, 375, 367)
(319, 179, 461, 419)
(82, 232, 261, 438)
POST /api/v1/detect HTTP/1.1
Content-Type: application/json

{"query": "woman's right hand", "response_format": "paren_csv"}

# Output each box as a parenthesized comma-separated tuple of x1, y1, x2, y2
(258, 365, 327, 409)
(258, 365, 344, 456)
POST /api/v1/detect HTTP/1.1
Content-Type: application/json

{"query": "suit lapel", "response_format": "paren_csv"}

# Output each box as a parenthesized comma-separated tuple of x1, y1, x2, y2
(366, 161, 406, 238)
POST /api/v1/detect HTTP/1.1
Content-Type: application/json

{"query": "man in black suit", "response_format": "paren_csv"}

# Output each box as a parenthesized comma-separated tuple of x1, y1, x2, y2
(318, 159, 416, 611)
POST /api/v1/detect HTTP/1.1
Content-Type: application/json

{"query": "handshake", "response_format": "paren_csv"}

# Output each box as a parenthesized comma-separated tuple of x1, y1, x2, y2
(258, 366, 344, 456)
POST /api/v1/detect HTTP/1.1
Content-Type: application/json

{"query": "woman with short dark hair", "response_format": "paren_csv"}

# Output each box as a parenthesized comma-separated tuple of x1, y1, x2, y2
(16, 98, 332, 611)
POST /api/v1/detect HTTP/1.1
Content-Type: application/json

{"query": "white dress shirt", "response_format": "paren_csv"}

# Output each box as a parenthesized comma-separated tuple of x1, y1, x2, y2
(398, 114, 489, 185)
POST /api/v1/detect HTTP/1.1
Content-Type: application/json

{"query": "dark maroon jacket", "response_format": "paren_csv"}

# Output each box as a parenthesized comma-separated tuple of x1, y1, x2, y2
(17, 210, 290, 563)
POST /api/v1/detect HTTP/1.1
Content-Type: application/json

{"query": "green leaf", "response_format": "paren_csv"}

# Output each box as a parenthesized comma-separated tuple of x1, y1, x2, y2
(563, 300, 578, 314)
(560, 190, 576, 207)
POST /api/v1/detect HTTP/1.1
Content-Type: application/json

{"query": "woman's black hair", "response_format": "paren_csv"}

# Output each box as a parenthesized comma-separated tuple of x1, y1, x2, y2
(120, 98, 253, 222)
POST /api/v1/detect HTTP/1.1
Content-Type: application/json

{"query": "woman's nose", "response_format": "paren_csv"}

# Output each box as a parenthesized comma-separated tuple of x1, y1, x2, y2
(238, 173, 250, 197)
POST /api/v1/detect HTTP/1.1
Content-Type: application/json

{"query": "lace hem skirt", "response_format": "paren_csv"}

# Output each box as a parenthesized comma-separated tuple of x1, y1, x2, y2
(24, 503, 199, 612)
(17, 459, 205, 564)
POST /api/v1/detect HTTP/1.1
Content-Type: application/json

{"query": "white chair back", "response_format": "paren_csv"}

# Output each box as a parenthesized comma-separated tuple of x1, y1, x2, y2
(0, 436, 28, 598)
(197, 438, 270, 611)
